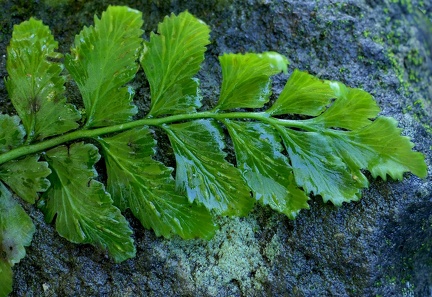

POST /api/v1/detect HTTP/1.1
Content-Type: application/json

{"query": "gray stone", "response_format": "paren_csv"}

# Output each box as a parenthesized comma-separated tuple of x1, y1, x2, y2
(0, 0, 430, 296)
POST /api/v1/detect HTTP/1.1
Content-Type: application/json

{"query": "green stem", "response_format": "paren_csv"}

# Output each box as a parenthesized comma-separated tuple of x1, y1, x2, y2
(0, 111, 311, 165)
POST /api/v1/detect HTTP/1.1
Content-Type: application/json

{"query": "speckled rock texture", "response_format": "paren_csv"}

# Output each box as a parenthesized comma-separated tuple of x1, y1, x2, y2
(0, 0, 431, 296)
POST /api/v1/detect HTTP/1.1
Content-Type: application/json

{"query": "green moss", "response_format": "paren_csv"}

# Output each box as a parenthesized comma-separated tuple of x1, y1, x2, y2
(339, 67, 349, 74)
(370, 1, 431, 99)
(43, 0, 70, 6)
(386, 50, 408, 91)
(363, 30, 371, 38)
(413, 99, 424, 108)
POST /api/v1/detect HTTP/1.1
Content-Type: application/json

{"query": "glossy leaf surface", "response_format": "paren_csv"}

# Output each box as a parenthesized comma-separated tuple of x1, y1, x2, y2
(272, 73, 427, 204)
(267, 69, 336, 116)
(0, 115, 25, 153)
(216, 52, 288, 110)
(0, 155, 51, 204)
(98, 128, 217, 239)
(306, 81, 380, 130)
(39, 142, 135, 262)
(165, 120, 254, 216)
(65, 6, 143, 128)
(280, 129, 364, 205)
(6, 18, 80, 141)
(225, 120, 309, 219)
(141, 11, 210, 116)
(327, 117, 427, 180)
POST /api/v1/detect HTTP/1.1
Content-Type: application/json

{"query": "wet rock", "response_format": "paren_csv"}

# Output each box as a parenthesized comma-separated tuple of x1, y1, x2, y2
(0, 0, 430, 296)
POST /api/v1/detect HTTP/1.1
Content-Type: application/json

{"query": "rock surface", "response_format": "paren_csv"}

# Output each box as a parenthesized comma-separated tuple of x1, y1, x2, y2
(0, 0, 431, 296)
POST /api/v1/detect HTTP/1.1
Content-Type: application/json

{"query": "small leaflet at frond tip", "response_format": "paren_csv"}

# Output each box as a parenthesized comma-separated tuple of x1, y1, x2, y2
(357, 117, 427, 180)
(321, 116, 427, 184)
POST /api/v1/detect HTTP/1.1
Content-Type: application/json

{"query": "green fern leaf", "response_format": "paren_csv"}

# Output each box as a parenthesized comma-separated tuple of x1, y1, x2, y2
(5, 18, 80, 142)
(327, 117, 427, 181)
(97, 128, 217, 239)
(272, 72, 427, 205)
(279, 128, 364, 205)
(0, 155, 51, 204)
(164, 120, 254, 216)
(0, 115, 25, 153)
(216, 52, 288, 110)
(0, 183, 35, 296)
(306, 81, 380, 130)
(267, 69, 336, 116)
(0, 261, 12, 297)
(0, 8, 428, 289)
(224, 120, 310, 219)
(0, 115, 51, 203)
(38, 142, 135, 262)
(140, 11, 210, 116)
(65, 6, 143, 128)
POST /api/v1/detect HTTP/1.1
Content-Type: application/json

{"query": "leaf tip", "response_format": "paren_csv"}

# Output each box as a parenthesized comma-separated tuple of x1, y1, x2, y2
(259, 51, 289, 74)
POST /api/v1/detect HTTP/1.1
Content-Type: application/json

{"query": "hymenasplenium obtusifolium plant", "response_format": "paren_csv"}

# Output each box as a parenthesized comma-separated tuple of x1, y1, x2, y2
(0, 5, 428, 295)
